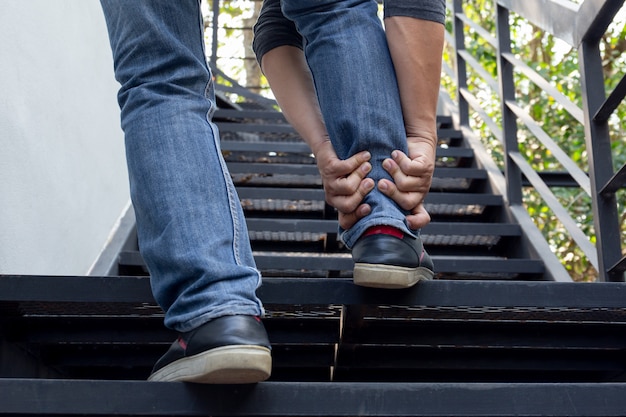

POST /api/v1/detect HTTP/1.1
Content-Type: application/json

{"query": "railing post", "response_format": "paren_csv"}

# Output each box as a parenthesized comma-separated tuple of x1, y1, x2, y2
(495, 2, 522, 205)
(451, 0, 470, 127)
(578, 36, 624, 282)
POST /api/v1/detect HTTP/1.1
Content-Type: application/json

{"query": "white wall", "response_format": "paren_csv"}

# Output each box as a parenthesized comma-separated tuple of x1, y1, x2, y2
(0, 1, 129, 275)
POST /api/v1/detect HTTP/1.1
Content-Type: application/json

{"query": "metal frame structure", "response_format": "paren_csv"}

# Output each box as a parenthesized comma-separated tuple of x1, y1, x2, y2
(3, 3, 626, 414)
(445, 0, 626, 282)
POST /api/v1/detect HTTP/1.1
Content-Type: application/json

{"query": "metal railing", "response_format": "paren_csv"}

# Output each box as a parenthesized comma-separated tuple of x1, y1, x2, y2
(443, 0, 625, 282)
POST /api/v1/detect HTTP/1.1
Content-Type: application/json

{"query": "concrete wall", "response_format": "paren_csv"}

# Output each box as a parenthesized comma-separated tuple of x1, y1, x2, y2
(0, 1, 129, 275)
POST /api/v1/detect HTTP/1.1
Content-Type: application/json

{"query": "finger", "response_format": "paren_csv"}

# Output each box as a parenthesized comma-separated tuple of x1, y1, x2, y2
(327, 177, 374, 214)
(351, 150, 372, 168)
(405, 204, 431, 230)
(322, 161, 366, 199)
(382, 156, 401, 178)
(322, 149, 371, 178)
(394, 149, 435, 180)
(377, 178, 421, 211)
(334, 161, 372, 194)
(338, 203, 371, 230)
(384, 157, 431, 194)
(383, 155, 419, 189)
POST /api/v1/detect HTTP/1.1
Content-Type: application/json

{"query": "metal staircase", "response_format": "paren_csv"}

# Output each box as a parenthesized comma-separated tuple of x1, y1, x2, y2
(1, 81, 626, 415)
(2, 0, 626, 414)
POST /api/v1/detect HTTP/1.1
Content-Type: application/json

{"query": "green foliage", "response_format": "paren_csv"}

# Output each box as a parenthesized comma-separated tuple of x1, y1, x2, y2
(443, 0, 626, 281)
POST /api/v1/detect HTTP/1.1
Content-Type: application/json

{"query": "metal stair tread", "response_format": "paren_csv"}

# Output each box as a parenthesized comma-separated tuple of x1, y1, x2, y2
(2, 275, 625, 307)
(1, 379, 626, 416)
(226, 162, 487, 178)
(221, 139, 474, 159)
(113, 250, 542, 275)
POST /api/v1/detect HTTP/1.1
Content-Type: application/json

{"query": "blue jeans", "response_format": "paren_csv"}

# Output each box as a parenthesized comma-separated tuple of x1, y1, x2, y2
(100, 0, 264, 332)
(281, 0, 416, 248)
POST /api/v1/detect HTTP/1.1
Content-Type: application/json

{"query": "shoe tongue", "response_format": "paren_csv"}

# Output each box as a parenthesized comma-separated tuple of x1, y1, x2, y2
(363, 226, 404, 239)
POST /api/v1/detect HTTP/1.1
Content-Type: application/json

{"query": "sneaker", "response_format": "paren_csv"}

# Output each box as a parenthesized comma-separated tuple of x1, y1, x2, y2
(351, 226, 434, 289)
(148, 315, 272, 384)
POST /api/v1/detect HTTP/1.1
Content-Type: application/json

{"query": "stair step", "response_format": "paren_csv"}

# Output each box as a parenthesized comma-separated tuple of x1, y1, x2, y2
(237, 188, 502, 220)
(115, 251, 544, 278)
(1, 379, 626, 416)
(226, 163, 487, 179)
(244, 219, 521, 236)
(237, 189, 502, 205)
(221, 139, 474, 160)
(3, 276, 625, 383)
(214, 108, 455, 125)
(2, 275, 625, 307)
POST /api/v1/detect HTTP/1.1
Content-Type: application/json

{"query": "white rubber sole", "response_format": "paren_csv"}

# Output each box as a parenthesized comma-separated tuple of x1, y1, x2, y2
(353, 263, 434, 289)
(148, 345, 272, 384)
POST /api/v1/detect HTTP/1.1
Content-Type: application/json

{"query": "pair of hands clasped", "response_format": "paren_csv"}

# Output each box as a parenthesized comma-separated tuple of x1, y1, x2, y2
(315, 136, 435, 231)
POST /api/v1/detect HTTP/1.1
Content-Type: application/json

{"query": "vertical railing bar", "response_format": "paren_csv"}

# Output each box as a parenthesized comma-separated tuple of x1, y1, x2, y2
(495, 3, 522, 205)
(578, 37, 624, 282)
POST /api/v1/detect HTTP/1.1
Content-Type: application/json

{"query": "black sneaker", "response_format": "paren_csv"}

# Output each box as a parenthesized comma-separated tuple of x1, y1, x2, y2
(148, 315, 272, 384)
(351, 230, 434, 289)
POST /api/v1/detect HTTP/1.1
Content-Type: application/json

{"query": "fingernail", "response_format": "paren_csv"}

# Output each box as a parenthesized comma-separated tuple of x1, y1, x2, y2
(379, 180, 388, 191)
(391, 150, 398, 159)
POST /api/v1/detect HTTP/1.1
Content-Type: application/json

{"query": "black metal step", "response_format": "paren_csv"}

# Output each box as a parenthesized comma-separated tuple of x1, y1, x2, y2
(237, 188, 503, 222)
(115, 251, 544, 279)
(214, 109, 455, 127)
(244, 219, 520, 236)
(221, 139, 474, 160)
(2, 379, 626, 416)
(2, 276, 625, 383)
(227, 162, 486, 178)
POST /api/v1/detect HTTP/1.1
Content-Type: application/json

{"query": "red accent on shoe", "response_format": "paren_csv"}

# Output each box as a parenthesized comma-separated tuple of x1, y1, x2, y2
(177, 336, 188, 351)
(363, 226, 404, 239)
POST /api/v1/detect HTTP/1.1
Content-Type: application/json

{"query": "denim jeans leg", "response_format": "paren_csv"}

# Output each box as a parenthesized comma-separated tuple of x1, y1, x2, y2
(100, 0, 264, 332)
(281, 0, 416, 249)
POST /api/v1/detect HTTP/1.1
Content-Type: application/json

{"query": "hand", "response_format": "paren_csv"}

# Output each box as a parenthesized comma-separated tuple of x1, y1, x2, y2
(378, 141, 436, 230)
(314, 139, 374, 230)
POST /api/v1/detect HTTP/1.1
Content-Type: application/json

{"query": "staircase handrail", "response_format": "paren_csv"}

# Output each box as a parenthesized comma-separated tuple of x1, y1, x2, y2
(445, 0, 625, 281)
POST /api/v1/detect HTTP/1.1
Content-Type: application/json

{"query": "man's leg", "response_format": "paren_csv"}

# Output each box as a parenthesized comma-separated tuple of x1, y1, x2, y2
(99, 0, 270, 383)
(280, 0, 408, 246)
(379, 6, 445, 228)
(281, 0, 434, 287)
